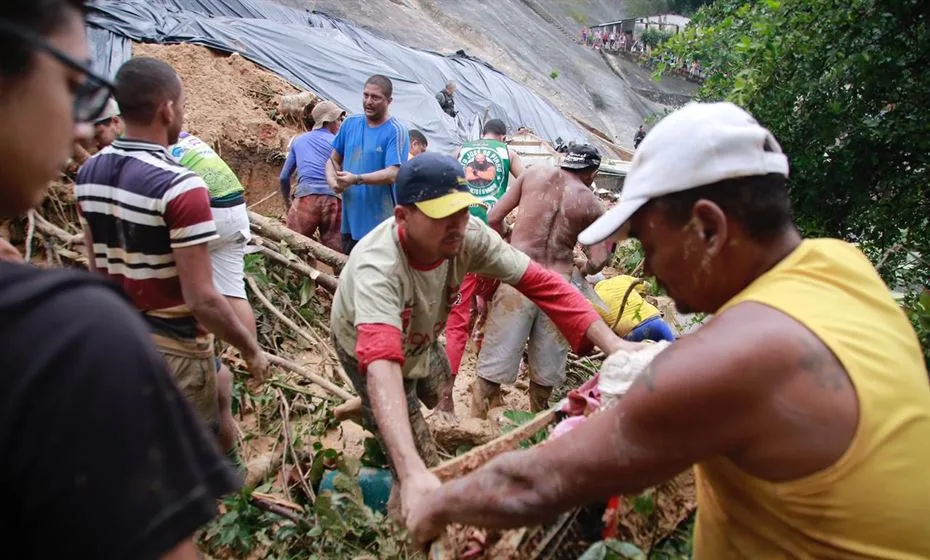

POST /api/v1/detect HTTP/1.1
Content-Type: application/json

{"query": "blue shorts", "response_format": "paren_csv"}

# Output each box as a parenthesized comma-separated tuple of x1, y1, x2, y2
(625, 316, 676, 343)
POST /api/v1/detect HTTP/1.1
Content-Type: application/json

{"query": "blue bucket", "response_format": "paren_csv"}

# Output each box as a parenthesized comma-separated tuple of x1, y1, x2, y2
(319, 467, 393, 514)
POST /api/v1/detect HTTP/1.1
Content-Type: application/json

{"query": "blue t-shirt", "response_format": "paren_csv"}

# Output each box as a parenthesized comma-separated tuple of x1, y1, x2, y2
(280, 129, 337, 198)
(332, 114, 409, 240)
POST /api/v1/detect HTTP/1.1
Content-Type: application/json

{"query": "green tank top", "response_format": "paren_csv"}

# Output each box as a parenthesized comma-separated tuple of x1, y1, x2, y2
(170, 132, 244, 200)
(458, 138, 511, 223)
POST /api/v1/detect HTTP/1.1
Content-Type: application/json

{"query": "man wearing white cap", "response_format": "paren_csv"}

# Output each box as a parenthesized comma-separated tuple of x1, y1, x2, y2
(407, 102, 930, 558)
(280, 100, 346, 251)
(92, 97, 122, 150)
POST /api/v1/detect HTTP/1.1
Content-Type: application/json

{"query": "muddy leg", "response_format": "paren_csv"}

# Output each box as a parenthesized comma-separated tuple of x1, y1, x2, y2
(470, 376, 503, 419)
(529, 381, 554, 413)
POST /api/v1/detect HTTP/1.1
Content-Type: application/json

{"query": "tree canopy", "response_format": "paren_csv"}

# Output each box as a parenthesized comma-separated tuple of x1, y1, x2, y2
(658, 0, 929, 362)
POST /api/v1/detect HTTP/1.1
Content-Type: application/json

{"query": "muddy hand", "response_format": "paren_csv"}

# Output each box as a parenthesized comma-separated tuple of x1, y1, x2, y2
(246, 351, 269, 384)
(404, 474, 445, 548)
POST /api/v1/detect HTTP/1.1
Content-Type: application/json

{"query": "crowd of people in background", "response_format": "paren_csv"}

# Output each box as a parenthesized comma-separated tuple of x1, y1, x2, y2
(581, 26, 642, 53)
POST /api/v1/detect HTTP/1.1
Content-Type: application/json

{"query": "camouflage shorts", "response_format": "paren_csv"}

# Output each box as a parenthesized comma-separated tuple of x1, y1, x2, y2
(334, 336, 450, 473)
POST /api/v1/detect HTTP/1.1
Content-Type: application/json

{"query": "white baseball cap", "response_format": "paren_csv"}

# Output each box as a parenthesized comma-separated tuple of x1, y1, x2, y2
(578, 102, 790, 245)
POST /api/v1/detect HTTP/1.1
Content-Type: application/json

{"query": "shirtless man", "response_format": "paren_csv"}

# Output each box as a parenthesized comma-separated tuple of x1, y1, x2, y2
(470, 144, 611, 416)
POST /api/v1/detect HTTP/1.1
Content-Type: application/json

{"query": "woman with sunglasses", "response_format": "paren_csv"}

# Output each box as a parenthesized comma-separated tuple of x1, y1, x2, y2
(0, 2, 239, 558)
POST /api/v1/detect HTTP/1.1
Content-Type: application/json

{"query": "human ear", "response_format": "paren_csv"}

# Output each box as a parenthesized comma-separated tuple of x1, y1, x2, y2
(393, 205, 407, 226)
(692, 199, 727, 256)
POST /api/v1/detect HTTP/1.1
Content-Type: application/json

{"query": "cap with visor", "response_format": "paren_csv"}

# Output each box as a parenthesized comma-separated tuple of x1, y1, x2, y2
(578, 102, 790, 245)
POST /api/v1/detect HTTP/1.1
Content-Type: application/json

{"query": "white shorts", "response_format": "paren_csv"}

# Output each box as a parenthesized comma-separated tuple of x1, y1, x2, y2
(208, 202, 251, 299)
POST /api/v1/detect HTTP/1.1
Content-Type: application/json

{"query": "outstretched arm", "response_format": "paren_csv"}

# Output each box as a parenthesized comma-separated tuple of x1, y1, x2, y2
(408, 305, 780, 543)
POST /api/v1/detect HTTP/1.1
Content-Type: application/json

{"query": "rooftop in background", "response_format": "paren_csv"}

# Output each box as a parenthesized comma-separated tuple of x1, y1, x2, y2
(591, 14, 691, 33)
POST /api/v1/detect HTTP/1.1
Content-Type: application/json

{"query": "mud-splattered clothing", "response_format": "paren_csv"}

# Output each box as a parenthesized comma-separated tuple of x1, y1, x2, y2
(286, 194, 342, 252)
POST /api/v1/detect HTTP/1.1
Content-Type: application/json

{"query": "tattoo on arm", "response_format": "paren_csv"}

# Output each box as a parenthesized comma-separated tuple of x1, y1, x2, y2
(796, 336, 848, 391)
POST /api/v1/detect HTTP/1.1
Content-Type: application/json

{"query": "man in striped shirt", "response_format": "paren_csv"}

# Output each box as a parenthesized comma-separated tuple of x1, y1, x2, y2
(76, 57, 267, 437)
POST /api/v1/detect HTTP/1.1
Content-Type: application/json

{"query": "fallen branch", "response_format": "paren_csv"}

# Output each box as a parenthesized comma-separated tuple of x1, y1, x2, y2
(246, 274, 329, 350)
(253, 238, 338, 293)
(33, 212, 83, 245)
(276, 389, 315, 502)
(430, 407, 559, 482)
(248, 191, 280, 210)
(265, 353, 354, 401)
(245, 274, 353, 389)
(24, 210, 35, 262)
(249, 210, 346, 272)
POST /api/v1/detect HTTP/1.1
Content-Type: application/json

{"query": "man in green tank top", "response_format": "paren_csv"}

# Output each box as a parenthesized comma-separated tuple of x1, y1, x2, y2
(456, 119, 524, 223)
(439, 119, 525, 419)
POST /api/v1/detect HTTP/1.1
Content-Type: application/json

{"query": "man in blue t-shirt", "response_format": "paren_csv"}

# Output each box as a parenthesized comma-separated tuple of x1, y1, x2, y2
(326, 74, 410, 254)
(280, 100, 346, 252)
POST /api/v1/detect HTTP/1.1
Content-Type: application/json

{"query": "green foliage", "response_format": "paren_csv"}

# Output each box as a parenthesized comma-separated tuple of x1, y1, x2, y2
(550, 69, 560, 79)
(580, 539, 647, 560)
(500, 409, 550, 447)
(201, 457, 417, 559)
(659, 0, 930, 365)
(641, 27, 675, 48)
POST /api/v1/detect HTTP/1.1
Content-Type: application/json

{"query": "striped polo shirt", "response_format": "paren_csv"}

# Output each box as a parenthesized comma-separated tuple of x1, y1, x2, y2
(75, 138, 218, 345)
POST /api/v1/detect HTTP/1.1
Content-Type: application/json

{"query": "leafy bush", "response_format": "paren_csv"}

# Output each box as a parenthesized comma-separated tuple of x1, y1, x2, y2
(658, 0, 929, 365)
(640, 28, 675, 48)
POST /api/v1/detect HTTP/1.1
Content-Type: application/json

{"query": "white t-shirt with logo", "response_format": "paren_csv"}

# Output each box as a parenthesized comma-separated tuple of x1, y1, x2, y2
(331, 217, 530, 379)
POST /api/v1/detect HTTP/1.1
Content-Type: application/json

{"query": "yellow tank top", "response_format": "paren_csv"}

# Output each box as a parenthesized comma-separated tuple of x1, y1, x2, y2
(694, 239, 930, 559)
(593, 275, 661, 336)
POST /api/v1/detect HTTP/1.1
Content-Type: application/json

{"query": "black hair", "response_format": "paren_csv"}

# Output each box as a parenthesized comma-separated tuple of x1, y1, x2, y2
(483, 118, 507, 136)
(0, 0, 85, 78)
(409, 129, 428, 146)
(654, 173, 794, 242)
(365, 74, 393, 98)
(114, 57, 182, 125)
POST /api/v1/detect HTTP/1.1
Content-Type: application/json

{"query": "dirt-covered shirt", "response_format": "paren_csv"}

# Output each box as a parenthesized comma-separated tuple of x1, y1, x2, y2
(332, 218, 605, 379)
(331, 217, 530, 379)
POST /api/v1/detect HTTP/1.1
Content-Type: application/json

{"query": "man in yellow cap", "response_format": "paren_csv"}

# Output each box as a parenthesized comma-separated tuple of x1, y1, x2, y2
(329, 152, 636, 520)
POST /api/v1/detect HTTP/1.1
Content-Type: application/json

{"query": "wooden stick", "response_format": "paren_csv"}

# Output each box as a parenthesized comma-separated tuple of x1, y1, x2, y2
(250, 495, 304, 524)
(246, 274, 328, 349)
(248, 191, 280, 210)
(248, 210, 347, 272)
(245, 274, 348, 383)
(429, 407, 559, 482)
(253, 240, 338, 293)
(333, 396, 363, 424)
(265, 353, 354, 401)
(276, 389, 315, 502)
(33, 212, 83, 246)
(24, 210, 35, 262)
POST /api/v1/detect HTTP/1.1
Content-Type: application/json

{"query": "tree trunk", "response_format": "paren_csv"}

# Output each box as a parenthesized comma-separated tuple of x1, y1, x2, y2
(248, 211, 347, 273)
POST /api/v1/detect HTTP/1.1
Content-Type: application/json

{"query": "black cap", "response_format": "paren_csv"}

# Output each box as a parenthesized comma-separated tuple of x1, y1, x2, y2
(396, 152, 482, 219)
(560, 144, 602, 170)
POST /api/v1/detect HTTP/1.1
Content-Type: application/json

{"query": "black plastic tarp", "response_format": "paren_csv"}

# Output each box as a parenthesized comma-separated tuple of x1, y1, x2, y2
(86, 0, 589, 154)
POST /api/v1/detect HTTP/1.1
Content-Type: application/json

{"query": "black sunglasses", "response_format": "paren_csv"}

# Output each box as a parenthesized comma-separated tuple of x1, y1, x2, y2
(0, 20, 115, 123)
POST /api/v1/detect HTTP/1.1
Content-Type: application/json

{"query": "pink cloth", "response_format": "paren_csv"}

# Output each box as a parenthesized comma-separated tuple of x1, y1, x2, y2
(549, 415, 587, 440)
(561, 373, 601, 416)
